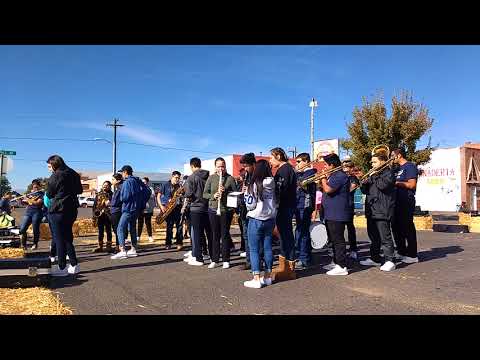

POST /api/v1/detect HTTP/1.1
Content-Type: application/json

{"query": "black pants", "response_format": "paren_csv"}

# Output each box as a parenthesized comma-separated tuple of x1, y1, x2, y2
(346, 219, 358, 251)
(166, 207, 183, 246)
(138, 212, 153, 238)
(325, 220, 347, 268)
(239, 214, 245, 251)
(392, 203, 418, 258)
(97, 214, 112, 247)
(190, 211, 212, 262)
(366, 218, 395, 263)
(208, 211, 230, 263)
(49, 210, 78, 270)
(111, 211, 127, 247)
(225, 209, 234, 249)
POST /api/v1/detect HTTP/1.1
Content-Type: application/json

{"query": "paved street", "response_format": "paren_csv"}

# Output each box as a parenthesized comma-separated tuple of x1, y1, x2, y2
(40, 227, 480, 315)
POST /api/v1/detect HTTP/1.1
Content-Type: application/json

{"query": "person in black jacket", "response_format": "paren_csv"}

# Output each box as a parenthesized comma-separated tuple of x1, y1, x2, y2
(342, 160, 359, 260)
(294, 153, 317, 270)
(183, 157, 212, 265)
(45, 155, 83, 276)
(359, 151, 397, 272)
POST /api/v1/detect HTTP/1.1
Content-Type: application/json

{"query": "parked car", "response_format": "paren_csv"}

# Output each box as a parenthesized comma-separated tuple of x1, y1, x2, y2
(78, 196, 95, 208)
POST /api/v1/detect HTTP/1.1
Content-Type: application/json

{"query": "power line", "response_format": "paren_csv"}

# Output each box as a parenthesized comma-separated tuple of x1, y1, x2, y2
(0, 136, 100, 142)
(118, 141, 229, 155)
(13, 158, 111, 164)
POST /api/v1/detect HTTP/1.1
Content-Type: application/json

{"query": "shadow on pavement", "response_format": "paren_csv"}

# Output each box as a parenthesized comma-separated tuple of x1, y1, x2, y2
(419, 245, 464, 262)
(49, 275, 89, 290)
(78, 257, 185, 275)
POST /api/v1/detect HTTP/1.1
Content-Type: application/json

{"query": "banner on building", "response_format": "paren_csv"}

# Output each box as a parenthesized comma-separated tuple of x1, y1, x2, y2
(313, 139, 339, 160)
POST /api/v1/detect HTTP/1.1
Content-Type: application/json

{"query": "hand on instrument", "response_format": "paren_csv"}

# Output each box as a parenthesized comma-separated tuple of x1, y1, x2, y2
(160, 205, 166, 213)
(242, 185, 248, 193)
(218, 185, 225, 193)
(214, 192, 221, 200)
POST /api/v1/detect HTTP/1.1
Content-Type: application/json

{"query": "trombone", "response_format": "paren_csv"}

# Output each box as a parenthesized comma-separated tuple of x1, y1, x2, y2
(351, 144, 396, 191)
(298, 165, 343, 188)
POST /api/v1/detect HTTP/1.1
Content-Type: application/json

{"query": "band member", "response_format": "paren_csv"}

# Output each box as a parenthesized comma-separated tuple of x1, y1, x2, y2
(359, 150, 397, 272)
(203, 157, 238, 269)
(0, 192, 13, 215)
(110, 165, 150, 260)
(320, 153, 351, 276)
(243, 160, 277, 288)
(19, 180, 44, 250)
(157, 171, 184, 250)
(342, 160, 359, 260)
(110, 173, 127, 252)
(391, 148, 419, 263)
(183, 157, 212, 265)
(239, 153, 258, 270)
(294, 153, 317, 270)
(92, 181, 113, 253)
(46, 155, 83, 276)
(181, 175, 190, 239)
(269, 147, 297, 281)
(138, 177, 155, 243)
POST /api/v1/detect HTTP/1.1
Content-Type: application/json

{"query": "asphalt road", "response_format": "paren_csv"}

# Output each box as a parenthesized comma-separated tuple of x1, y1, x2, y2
(40, 227, 480, 315)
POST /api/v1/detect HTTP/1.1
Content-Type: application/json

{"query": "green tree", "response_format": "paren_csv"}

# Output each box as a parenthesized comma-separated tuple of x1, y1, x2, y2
(26, 177, 49, 193)
(0, 176, 12, 196)
(341, 91, 434, 172)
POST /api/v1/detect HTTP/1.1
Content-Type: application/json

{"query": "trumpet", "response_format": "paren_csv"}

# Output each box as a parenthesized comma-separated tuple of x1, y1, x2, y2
(298, 165, 343, 188)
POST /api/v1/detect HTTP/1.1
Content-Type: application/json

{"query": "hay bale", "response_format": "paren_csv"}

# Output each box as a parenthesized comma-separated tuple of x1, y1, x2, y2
(458, 212, 472, 227)
(470, 216, 480, 233)
(0, 287, 72, 315)
(26, 223, 51, 241)
(413, 215, 433, 230)
(0, 248, 25, 259)
(353, 215, 367, 228)
(76, 219, 97, 237)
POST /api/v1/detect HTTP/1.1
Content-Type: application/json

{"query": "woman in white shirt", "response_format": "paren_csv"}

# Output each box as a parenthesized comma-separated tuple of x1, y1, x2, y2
(243, 160, 277, 289)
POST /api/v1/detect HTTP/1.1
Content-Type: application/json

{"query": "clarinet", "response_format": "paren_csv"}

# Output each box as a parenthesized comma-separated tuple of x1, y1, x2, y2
(216, 170, 223, 215)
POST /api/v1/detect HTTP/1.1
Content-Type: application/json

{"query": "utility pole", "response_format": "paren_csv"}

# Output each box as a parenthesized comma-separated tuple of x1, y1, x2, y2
(0, 154, 4, 197)
(309, 98, 318, 160)
(287, 146, 297, 159)
(106, 118, 124, 174)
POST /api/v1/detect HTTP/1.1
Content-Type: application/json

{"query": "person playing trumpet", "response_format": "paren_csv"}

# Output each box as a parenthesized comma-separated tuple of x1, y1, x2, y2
(359, 146, 397, 272)
(319, 153, 351, 276)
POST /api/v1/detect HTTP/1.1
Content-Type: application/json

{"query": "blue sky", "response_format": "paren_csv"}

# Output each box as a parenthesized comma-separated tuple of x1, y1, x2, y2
(1, 45, 480, 190)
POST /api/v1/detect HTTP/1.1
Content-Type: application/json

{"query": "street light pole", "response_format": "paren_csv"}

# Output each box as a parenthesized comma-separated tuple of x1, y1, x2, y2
(309, 98, 318, 160)
(106, 118, 124, 174)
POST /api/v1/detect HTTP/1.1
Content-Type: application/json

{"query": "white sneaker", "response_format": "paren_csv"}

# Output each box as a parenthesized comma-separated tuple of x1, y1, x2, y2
(126, 248, 138, 257)
(50, 256, 56, 263)
(322, 262, 336, 271)
(51, 265, 69, 277)
(184, 256, 193, 263)
(326, 265, 348, 276)
(67, 264, 80, 275)
(260, 277, 272, 286)
(148, 236, 154, 243)
(208, 262, 217, 269)
(66, 255, 70, 261)
(401, 256, 419, 264)
(188, 259, 204, 266)
(244, 279, 262, 289)
(360, 258, 381, 267)
(222, 262, 230, 269)
(240, 252, 247, 258)
(380, 261, 396, 272)
(111, 251, 128, 260)
(349, 251, 358, 260)
(184, 251, 192, 258)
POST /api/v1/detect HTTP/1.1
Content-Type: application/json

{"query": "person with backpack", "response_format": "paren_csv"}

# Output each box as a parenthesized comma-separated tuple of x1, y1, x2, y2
(111, 165, 150, 260)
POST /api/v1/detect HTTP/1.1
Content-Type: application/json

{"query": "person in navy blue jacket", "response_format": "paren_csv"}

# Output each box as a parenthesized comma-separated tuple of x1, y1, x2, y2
(109, 173, 128, 252)
(111, 165, 151, 260)
(294, 153, 317, 270)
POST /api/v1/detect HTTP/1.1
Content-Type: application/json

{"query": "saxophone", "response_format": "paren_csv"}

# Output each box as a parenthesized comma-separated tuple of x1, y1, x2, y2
(155, 185, 185, 225)
(93, 192, 110, 227)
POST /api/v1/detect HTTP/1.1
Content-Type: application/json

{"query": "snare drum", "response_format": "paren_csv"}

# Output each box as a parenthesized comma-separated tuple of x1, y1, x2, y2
(310, 221, 328, 250)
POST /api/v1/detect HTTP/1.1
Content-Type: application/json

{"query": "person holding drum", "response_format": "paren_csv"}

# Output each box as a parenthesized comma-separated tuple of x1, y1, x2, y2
(294, 153, 317, 270)
(319, 153, 351, 276)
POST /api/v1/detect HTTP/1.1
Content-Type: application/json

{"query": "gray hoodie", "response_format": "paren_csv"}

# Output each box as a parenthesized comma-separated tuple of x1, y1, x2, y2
(244, 177, 277, 220)
(143, 186, 156, 214)
(185, 169, 210, 213)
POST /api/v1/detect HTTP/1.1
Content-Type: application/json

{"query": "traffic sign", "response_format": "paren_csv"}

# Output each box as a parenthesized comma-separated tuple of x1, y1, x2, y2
(0, 150, 16, 155)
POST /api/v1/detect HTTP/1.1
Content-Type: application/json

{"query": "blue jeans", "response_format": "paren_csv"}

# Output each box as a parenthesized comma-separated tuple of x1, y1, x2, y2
(118, 211, 138, 248)
(247, 217, 275, 275)
(276, 207, 296, 261)
(295, 208, 313, 265)
(49, 210, 78, 270)
(19, 208, 43, 245)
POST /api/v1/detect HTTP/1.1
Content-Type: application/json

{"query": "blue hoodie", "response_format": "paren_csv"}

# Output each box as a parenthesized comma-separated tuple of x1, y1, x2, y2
(120, 176, 151, 214)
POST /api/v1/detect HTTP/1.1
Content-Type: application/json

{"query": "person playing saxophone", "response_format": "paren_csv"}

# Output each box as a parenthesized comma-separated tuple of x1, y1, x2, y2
(157, 171, 184, 250)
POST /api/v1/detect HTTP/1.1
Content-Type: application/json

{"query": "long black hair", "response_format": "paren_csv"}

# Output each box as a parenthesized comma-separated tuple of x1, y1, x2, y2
(248, 159, 272, 201)
(46, 155, 67, 171)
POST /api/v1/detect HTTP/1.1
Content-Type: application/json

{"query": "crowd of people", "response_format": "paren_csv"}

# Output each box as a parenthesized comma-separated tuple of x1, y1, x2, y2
(2, 145, 420, 288)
